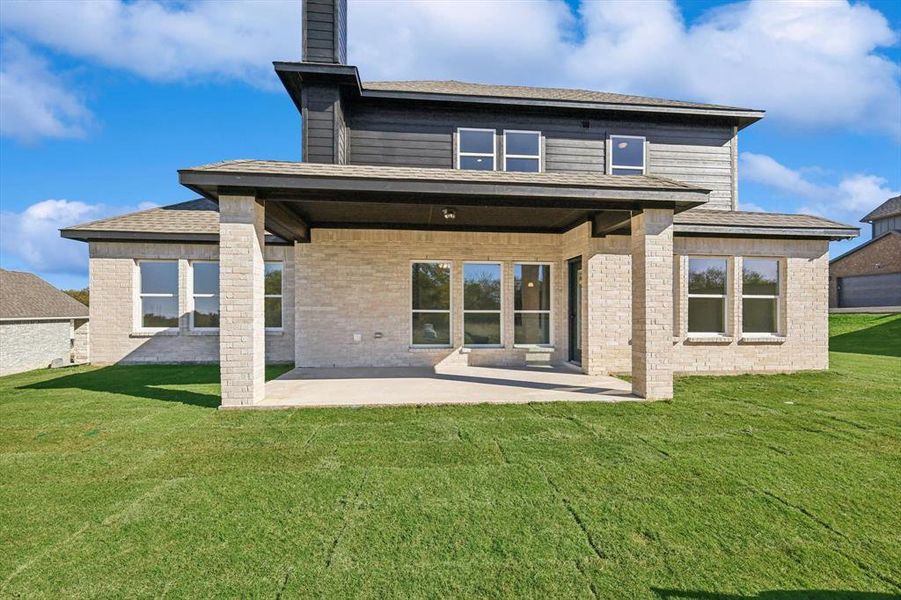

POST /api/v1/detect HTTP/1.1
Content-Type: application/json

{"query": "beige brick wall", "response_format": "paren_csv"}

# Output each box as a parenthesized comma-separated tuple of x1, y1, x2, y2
(88, 240, 294, 365)
(73, 319, 89, 363)
(0, 319, 74, 376)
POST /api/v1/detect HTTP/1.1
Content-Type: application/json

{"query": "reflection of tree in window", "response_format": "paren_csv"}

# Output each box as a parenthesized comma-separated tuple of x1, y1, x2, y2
(411, 262, 451, 346)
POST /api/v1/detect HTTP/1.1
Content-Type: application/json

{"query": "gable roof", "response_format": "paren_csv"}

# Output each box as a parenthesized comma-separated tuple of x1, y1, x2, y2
(362, 80, 755, 113)
(830, 230, 901, 264)
(0, 269, 89, 321)
(861, 195, 901, 223)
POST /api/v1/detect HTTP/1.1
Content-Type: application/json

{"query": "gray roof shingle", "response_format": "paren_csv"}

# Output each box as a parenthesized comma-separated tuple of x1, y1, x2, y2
(861, 195, 901, 223)
(0, 269, 89, 320)
(63, 199, 220, 235)
(674, 209, 854, 230)
(362, 80, 758, 112)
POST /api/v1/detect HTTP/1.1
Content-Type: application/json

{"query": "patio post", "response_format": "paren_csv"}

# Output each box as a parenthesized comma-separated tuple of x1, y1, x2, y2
(219, 194, 266, 407)
(630, 208, 674, 400)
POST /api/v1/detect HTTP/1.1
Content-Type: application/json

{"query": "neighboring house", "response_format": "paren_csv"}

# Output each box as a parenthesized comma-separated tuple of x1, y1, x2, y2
(61, 0, 858, 406)
(829, 196, 901, 309)
(0, 269, 90, 376)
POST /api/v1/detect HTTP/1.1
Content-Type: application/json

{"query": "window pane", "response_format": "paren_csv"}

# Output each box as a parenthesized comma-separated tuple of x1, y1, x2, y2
(612, 167, 642, 175)
(515, 264, 550, 311)
(142, 297, 178, 328)
(265, 298, 282, 328)
(140, 261, 177, 294)
(459, 129, 494, 154)
(688, 258, 727, 295)
(611, 137, 644, 167)
(688, 297, 724, 333)
(193, 296, 219, 328)
(743, 298, 777, 333)
(505, 157, 540, 172)
(193, 262, 219, 295)
(464, 313, 501, 345)
(412, 312, 450, 345)
(743, 259, 779, 296)
(264, 263, 283, 295)
(459, 155, 494, 171)
(464, 263, 501, 310)
(515, 313, 550, 345)
(505, 132, 539, 156)
(412, 263, 450, 310)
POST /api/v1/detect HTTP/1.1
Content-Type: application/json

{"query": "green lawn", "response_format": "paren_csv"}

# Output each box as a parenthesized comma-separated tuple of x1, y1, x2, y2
(1, 315, 899, 599)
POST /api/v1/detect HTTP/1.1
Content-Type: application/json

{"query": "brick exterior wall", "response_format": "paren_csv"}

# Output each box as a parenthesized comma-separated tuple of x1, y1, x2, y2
(828, 232, 901, 307)
(87, 240, 294, 365)
(0, 320, 75, 376)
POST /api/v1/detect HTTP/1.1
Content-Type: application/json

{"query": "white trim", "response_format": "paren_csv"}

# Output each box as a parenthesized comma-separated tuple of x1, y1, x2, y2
(462, 261, 503, 348)
(264, 260, 285, 331)
(410, 260, 453, 348)
(189, 260, 220, 331)
(512, 261, 553, 346)
(741, 257, 781, 335)
(456, 127, 496, 171)
(502, 130, 542, 173)
(686, 256, 729, 335)
(135, 259, 179, 334)
(607, 134, 647, 175)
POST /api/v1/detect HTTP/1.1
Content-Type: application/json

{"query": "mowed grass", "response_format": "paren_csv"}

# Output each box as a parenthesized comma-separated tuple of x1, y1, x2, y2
(1, 315, 899, 599)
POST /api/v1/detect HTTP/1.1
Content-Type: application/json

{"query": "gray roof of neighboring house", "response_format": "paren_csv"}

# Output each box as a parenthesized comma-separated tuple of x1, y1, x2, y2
(0, 269, 89, 320)
(62, 194, 857, 242)
(829, 230, 900, 264)
(861, 195, 901, 223)
(362, 80, 756, 113)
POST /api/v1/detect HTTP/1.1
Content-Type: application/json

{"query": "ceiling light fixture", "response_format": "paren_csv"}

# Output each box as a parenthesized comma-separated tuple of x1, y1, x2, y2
(442, 208, 456, 221)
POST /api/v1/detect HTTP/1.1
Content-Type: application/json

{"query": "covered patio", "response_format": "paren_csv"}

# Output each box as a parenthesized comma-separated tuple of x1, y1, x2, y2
(254, 364, 635, 409)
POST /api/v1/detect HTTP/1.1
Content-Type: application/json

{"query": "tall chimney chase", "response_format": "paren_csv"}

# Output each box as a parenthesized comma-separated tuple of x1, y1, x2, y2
(302, 0, 347, 64)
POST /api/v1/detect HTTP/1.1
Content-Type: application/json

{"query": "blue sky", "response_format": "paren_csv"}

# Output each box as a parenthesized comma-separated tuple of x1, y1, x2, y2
(0, 0, 899, 289)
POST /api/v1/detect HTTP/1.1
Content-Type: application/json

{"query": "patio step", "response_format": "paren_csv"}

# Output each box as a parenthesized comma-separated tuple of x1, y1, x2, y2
(524, 348, 554, 366)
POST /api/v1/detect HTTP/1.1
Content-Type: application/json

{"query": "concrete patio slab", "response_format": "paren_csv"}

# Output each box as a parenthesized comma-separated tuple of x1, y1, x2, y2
(249, 364, 637, 409)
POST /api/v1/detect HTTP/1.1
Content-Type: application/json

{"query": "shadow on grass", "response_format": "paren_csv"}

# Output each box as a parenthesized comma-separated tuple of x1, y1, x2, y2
(653, 588, 897, 599)
(21, 364, 222, 408)
(829, 315, 901, 357)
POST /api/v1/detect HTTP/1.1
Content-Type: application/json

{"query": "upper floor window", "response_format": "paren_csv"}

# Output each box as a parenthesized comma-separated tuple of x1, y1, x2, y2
(687, 257, 727, 334)
(457, 128, 495, 171)
(609, 135, 646, 175)
(138, 260, 178, 330)
(742, 259, 780, 334)
(191, 261, 220, 329)
(503, 130, 541, 173)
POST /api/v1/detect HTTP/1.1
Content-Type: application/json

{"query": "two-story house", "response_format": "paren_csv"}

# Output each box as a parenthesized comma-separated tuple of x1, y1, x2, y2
(62, 0, 858, 407)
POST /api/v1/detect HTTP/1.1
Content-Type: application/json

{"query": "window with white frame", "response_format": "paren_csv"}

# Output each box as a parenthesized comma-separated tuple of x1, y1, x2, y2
(687, 257, 728, 334)
(742, 258, 780, 334)
(503, 130, 541, 172)
(411, 261, 451, 346)
(138, 260, 178, 329)
(457, 128, 496, 171)
(191, 261, 219, 329)
(514, 263, 551, 345)
(264, 262, 283, 329)
(609, 135, 646, 175)
(463, 262, 502, 346)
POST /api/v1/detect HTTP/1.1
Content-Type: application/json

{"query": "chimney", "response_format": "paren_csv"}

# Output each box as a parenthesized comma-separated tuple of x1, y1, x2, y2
(302, 0, 347, 64)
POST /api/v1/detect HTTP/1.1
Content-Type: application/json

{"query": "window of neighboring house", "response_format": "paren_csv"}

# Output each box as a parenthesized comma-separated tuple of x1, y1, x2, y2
(609, 135, 646, 175)
(138, 260, 178, 329)
(191, 261, 219, 329)
(265, 262, 284, 329)
(463, 262, 502, 346)
(514, 263, 551, 345)
(503, 130, 541, 172)
(457, 128, 496, 171)
(687, 257, 728, 334)
(411, 261, 451, 346)
(742, 258, 780, 334)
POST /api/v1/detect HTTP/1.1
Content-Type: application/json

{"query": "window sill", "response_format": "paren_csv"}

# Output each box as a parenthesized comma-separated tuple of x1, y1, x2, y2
(188, 329, 219, 336)
(409, 345, 453, 352)
(130, 329, 178, 338)
(465, 345, 505, 350)
(740, 334, 786, 344)
(514, 345, 556, 351)
(265, 329, 285, 336)
(684, 334, 733, 344)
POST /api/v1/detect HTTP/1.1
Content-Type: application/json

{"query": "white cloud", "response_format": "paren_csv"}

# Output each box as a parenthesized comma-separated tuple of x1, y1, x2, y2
(0, 199, 157, 275)
(740, 152, 899, 221)
(0, 39, 92, 142)
(0, 0, 299, 88)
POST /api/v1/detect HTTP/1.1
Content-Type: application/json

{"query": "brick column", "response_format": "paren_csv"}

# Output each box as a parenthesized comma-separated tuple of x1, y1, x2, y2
(631, 208, 674, 400)
(219, 195, 266, 407)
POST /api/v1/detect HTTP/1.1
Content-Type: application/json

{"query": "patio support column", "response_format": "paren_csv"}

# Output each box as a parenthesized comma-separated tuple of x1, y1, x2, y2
(219, 194, 266, 407)
(630, 208, 674, 400)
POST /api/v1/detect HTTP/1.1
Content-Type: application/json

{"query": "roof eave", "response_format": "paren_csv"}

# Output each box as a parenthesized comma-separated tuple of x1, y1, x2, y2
(60, 229, 291, 246)
(273, 61, 362, 112)
(675, 224, 859, 240)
